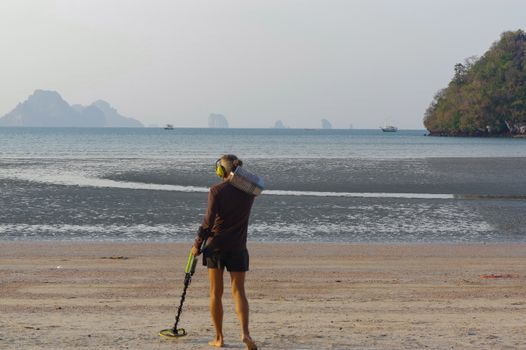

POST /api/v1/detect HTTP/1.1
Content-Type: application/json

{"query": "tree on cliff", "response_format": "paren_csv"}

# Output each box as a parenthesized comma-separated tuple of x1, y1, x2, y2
(424, 30, 526, 135)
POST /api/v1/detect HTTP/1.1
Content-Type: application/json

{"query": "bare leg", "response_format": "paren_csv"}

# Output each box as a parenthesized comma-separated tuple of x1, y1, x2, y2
(230, 271, 257, 350)
(208, 268, 224, 347)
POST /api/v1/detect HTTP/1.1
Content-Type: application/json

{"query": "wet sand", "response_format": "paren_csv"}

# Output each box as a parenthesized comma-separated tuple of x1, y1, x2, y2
(1, 242, 525, 349)
(102, 157, 526, 195)
(3, 157, 526, 242)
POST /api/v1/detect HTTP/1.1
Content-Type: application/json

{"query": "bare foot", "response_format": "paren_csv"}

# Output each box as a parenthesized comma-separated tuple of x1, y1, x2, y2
(242, 335, 257, 350)
(208, 337, 224, 347)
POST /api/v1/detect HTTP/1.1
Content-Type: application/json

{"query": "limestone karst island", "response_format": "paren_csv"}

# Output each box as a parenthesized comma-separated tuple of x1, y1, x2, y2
(0, 90, 143, 128)
(424, 30, 526, 137)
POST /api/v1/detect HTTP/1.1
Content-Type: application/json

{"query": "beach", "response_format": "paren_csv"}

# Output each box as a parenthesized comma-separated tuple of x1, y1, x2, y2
(1, 242, 525, 349)
(2, 2, 526, 349)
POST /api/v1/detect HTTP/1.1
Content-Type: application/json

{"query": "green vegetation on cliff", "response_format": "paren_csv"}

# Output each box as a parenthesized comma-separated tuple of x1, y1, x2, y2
(424, 30, 526, 136)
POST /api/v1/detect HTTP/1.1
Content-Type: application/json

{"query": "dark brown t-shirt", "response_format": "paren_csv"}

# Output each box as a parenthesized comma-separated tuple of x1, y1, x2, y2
(196, 181, 255, 252)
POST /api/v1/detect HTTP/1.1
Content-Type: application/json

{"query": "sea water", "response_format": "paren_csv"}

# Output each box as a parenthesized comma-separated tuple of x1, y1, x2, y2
(1, 127, 525, 242)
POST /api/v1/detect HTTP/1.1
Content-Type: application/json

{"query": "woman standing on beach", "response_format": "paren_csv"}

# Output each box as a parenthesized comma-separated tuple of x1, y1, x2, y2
(191, 154, 258, 350)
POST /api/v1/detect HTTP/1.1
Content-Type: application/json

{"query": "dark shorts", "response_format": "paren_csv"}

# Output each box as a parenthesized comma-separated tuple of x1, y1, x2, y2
(203, 249, 249, 272)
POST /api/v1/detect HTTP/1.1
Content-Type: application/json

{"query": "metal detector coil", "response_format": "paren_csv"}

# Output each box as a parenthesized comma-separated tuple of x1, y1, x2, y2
(159, 328, 187, 338)
(159, 230, 210, 339)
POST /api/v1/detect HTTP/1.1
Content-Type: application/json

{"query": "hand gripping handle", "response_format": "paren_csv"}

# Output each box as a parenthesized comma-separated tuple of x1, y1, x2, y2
(185, 228, 211, 275)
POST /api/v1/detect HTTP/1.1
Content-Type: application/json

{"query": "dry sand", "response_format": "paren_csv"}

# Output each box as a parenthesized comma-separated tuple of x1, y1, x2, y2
(0, 242, 525, 349)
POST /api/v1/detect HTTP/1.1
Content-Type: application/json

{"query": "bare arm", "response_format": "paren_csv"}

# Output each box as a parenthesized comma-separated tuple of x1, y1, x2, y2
(192, 189, 218, 254)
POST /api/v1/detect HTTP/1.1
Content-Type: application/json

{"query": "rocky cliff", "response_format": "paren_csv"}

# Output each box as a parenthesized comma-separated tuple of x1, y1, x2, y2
(208, 113, 229, 128)
(0, 90, 143, 127)
(424, 30, 526, 136)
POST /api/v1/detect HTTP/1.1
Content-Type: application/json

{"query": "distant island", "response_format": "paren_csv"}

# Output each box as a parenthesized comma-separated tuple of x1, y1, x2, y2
(321, 118, 332, 129)
(0, 90, 143, 128)
(274, 120, 286, 128)
(424, 30, 526, 137)
(208, 113, 229, 128)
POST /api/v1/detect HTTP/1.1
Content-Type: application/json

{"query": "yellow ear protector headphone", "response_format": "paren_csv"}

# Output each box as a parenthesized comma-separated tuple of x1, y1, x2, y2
(215, 159, 226, 178)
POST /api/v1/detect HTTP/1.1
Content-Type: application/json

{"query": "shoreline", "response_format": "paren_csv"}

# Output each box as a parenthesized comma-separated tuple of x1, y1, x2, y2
(3, 238, 526, 242)
(427, 131, 526, 138)
(4, 239, 525, 250)
(1, 241, 525, 349)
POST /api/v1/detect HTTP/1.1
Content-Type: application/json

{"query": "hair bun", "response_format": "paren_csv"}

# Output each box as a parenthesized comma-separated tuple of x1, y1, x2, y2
(233, 159, 243, 168)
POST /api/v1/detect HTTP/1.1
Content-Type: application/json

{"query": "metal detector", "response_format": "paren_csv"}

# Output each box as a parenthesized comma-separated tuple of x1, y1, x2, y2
(159, 231, 210, 338)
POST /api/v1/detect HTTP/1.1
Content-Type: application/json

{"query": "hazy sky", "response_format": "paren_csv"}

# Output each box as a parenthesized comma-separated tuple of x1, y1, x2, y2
(1, 1, 525, 128)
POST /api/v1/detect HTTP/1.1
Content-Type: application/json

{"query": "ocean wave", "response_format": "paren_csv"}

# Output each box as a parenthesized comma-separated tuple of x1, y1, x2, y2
(0, 218, 494, 242)
(264, 190, 453, 199)
(0, 223, 195, 241)
(0, 169, 455, 199)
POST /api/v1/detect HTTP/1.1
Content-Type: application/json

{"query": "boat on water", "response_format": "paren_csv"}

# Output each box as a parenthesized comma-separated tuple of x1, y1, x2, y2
(380, 125, 398, 132)
(164, 124, 174, 130)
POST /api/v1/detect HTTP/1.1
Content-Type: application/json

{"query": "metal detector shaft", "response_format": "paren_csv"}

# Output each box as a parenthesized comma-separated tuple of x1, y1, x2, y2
(172, 232, 209, 331)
